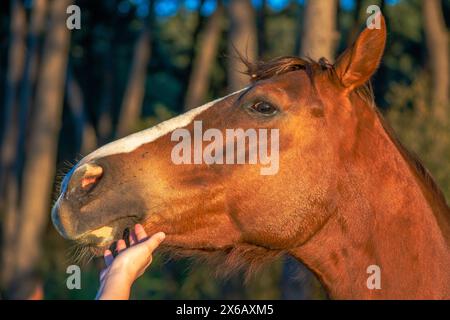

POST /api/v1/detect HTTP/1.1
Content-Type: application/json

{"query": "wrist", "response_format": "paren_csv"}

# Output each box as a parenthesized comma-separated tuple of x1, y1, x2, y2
(107, 265, 135, 286)
(97, 271, 133, 300)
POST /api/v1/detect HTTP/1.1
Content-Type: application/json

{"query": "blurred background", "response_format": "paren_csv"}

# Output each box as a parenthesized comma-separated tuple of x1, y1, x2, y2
(0, 0, 449, 300)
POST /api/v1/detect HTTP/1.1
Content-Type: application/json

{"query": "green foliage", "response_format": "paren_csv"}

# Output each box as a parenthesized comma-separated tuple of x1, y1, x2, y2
(386, 73, 450, 200)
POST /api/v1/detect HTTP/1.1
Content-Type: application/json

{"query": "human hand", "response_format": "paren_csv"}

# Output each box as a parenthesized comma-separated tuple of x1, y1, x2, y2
(96, 224, 165, 300)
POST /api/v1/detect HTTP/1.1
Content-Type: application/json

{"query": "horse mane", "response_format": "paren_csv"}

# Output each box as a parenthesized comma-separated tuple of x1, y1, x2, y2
(375, 110, 449, 210)
(241, 55, 449, 210)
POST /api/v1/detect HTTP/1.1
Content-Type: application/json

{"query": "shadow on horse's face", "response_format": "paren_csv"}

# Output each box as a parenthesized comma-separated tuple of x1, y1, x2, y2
(52, 17, 387, 271)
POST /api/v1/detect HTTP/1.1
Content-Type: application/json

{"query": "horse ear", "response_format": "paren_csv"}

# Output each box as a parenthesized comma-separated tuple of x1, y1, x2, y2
(334, 13, 386, 91)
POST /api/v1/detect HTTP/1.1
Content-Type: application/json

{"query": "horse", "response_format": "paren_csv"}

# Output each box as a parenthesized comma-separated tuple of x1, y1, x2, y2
(51, 16, 450, 299)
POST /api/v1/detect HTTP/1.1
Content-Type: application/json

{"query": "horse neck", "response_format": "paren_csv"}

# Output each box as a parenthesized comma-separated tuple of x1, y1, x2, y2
(291, 105, 450, 299)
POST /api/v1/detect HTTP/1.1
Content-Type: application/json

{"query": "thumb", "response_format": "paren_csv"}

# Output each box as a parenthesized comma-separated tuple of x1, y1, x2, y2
(142, 232, 166, 254)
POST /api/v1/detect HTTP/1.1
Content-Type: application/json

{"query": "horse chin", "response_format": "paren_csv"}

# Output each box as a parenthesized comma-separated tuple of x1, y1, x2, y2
(74, 237, 113, 258)
(75, 220, 138, 257)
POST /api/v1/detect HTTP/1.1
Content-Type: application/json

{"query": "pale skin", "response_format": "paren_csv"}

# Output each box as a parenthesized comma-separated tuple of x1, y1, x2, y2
(96, 224, 165, 300)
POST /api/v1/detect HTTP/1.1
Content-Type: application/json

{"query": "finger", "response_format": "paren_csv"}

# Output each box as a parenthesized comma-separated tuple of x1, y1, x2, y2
(116, 239, 127, 253)
(129, 230, 137, 246)
(142, 232, 166, 254)
(104, 249, 114, 267)
(134, 224, 148, 242)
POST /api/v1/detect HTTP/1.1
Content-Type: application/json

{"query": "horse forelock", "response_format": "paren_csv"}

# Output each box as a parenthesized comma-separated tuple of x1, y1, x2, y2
(240, 55, 375, 107)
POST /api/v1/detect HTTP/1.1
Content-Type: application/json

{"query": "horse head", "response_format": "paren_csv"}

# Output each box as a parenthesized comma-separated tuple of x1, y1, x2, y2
(52, 17, 388, 276)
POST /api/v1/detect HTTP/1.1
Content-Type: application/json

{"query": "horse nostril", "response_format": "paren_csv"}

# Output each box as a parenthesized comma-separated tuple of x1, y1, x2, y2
(68, 162, 104, 195)
(80, 163, 103, 191)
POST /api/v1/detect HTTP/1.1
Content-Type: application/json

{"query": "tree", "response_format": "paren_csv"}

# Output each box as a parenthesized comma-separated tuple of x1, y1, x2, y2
(97, 2, 120, 146)
(256, 0, 268, 58)
(1, 0, 27, 297)
(16, 0, 49, 168)
(347, 0, 363, 45)
(184, 3, 224, 110)
(5, 0, 72, 299)
(0, 0, 26, 211)
(116, 27, 151, 137)
(116, 0, 157, 138)
(67, 70, 97, 155)
(227, 0, 258, 91)
(300, 0, 338, 61)
(423, 0, 449, 119)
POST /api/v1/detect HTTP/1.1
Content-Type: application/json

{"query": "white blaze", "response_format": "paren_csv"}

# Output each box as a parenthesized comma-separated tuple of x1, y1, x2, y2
(80, 88, 246, 165)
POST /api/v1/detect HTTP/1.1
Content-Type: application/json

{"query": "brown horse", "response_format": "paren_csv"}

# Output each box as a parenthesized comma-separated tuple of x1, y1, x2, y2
(52, 16, 450, 299)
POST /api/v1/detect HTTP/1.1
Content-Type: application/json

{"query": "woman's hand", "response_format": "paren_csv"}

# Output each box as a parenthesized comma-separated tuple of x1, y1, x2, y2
(96, 224, 165, 300)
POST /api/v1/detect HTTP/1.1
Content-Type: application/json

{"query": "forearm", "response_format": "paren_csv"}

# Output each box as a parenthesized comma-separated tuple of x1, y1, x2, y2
(96, 273, 133, 300)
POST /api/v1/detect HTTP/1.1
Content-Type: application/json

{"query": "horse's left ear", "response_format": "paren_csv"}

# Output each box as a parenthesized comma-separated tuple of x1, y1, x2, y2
(334, 13, 386, 91)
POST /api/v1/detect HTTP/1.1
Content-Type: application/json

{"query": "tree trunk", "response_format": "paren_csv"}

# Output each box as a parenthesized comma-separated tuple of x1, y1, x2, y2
(16, 0, 48, 169)
(256, 0, 268, 58)
(346, 0, 363, 45)
(97, 62, 114, 145)
(1, 168, 19, 296)
(116, 28, 151, 137)
(423, 0, 449, 118)
(227, 0, 258, 91)
(300, 0, 338, 61)
(97, 16, 117, 146)
(5, 0, 72, 299)
(67, 71, 97, 155)
(184, 4, 224, 110)
(0, 0, 27, 296)
(293, 2, 303, 56)
(181, 0, 206, 106)
(0, 0, 26, 210)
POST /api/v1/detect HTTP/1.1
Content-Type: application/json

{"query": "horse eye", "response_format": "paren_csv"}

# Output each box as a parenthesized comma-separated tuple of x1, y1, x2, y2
(251, 101, 277, 115)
